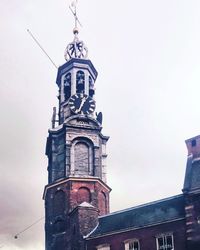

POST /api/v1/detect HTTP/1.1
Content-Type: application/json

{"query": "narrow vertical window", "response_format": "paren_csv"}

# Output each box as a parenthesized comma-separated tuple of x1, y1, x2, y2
(89, 75, 95, 97)
(156, 234, 174, 250)
(64, 73, 71, 100)
(99, 191, 107, 215)
(125, 240, 140, 250)
(53, 190, 65, 215)
(74, 142, 89, 175)
(191, 139, 196, 147)
(76, 71, 85, 93)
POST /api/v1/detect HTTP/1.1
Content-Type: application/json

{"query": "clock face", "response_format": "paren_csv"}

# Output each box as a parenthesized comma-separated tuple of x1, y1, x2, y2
(69, 94, 96, 115)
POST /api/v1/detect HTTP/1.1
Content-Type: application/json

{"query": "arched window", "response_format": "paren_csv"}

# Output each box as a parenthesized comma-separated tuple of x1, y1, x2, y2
(54, 219, 65, 234)
(64, 73, 71, 100)
(77, 187, 91, 204)
(99, 191, 107, 215)
(96, 244, 110, 250)
(53, 190, 65, 215)
(124, 239, 140, 250)
(89, 76, 95, 97)
(74, 142, 89, 175)
(71, 138, 94, 177)
(76, 71, 85, 93)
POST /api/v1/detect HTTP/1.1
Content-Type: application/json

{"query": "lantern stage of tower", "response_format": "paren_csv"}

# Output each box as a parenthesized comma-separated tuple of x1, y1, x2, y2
(56, 58, 98, 124)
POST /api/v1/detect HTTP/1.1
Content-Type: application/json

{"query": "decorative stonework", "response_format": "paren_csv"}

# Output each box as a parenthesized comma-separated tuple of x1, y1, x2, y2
(64, 30, 88, 61)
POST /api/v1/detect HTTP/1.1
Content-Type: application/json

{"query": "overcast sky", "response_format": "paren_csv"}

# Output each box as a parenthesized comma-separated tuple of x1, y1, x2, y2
(1, 0, 200, 249)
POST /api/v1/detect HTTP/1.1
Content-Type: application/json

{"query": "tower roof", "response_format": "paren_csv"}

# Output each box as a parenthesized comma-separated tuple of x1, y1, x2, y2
(56, 57, 98, 86)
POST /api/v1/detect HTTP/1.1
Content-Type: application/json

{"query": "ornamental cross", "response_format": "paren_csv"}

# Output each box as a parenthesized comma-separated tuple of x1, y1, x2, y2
(69, 0, 82, 29)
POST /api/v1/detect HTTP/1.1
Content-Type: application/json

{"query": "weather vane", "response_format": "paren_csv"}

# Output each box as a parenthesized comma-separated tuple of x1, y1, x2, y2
(69, 0, 82, 30)
(64, 0, 88, 61)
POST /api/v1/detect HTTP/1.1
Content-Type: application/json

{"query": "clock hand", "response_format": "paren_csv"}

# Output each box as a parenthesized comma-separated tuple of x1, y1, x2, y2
(77, 97, 86, 113)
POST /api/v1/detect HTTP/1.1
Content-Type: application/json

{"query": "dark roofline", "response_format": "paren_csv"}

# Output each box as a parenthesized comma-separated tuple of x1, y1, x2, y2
(87, 194, 185, 239)
(99, 194, 184, 219)
(56, 58, 98, 86)
(86, 217, 185, 240)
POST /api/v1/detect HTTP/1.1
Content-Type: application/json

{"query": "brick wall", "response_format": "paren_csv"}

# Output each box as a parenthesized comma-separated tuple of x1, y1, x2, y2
(86, 220, 187, 250)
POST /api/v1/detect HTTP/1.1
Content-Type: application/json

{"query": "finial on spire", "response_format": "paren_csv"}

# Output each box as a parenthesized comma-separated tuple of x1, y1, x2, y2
(70, 0, 82, 31)
(64, 0, 88, 61)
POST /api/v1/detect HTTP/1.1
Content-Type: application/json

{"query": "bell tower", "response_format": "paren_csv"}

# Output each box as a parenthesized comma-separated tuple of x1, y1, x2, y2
(43, 6, 111, 250)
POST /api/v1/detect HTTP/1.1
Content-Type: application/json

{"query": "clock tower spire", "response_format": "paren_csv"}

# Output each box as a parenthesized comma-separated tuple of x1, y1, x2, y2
(43, 4, 111, 250)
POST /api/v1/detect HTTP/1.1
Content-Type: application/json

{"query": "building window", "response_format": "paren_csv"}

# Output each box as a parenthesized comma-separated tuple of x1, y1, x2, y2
(191, 139, 196, 147)
(96, 244, 110, 250)
(156, 234, 174, 250)
(76, 70, 85, 93)
(89, 75, 95, 97)
(53, 190, 65, 215)
(73, 224, 76, 235)
(54, 219, 65, 234)
(74, 142, 89, 175)
(124, 239, 140, 250)
(99, 191, 107, 215)
(63, 73, 71, 100)
(77, 187, 91, 204)
(71, 138, 94, 177)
